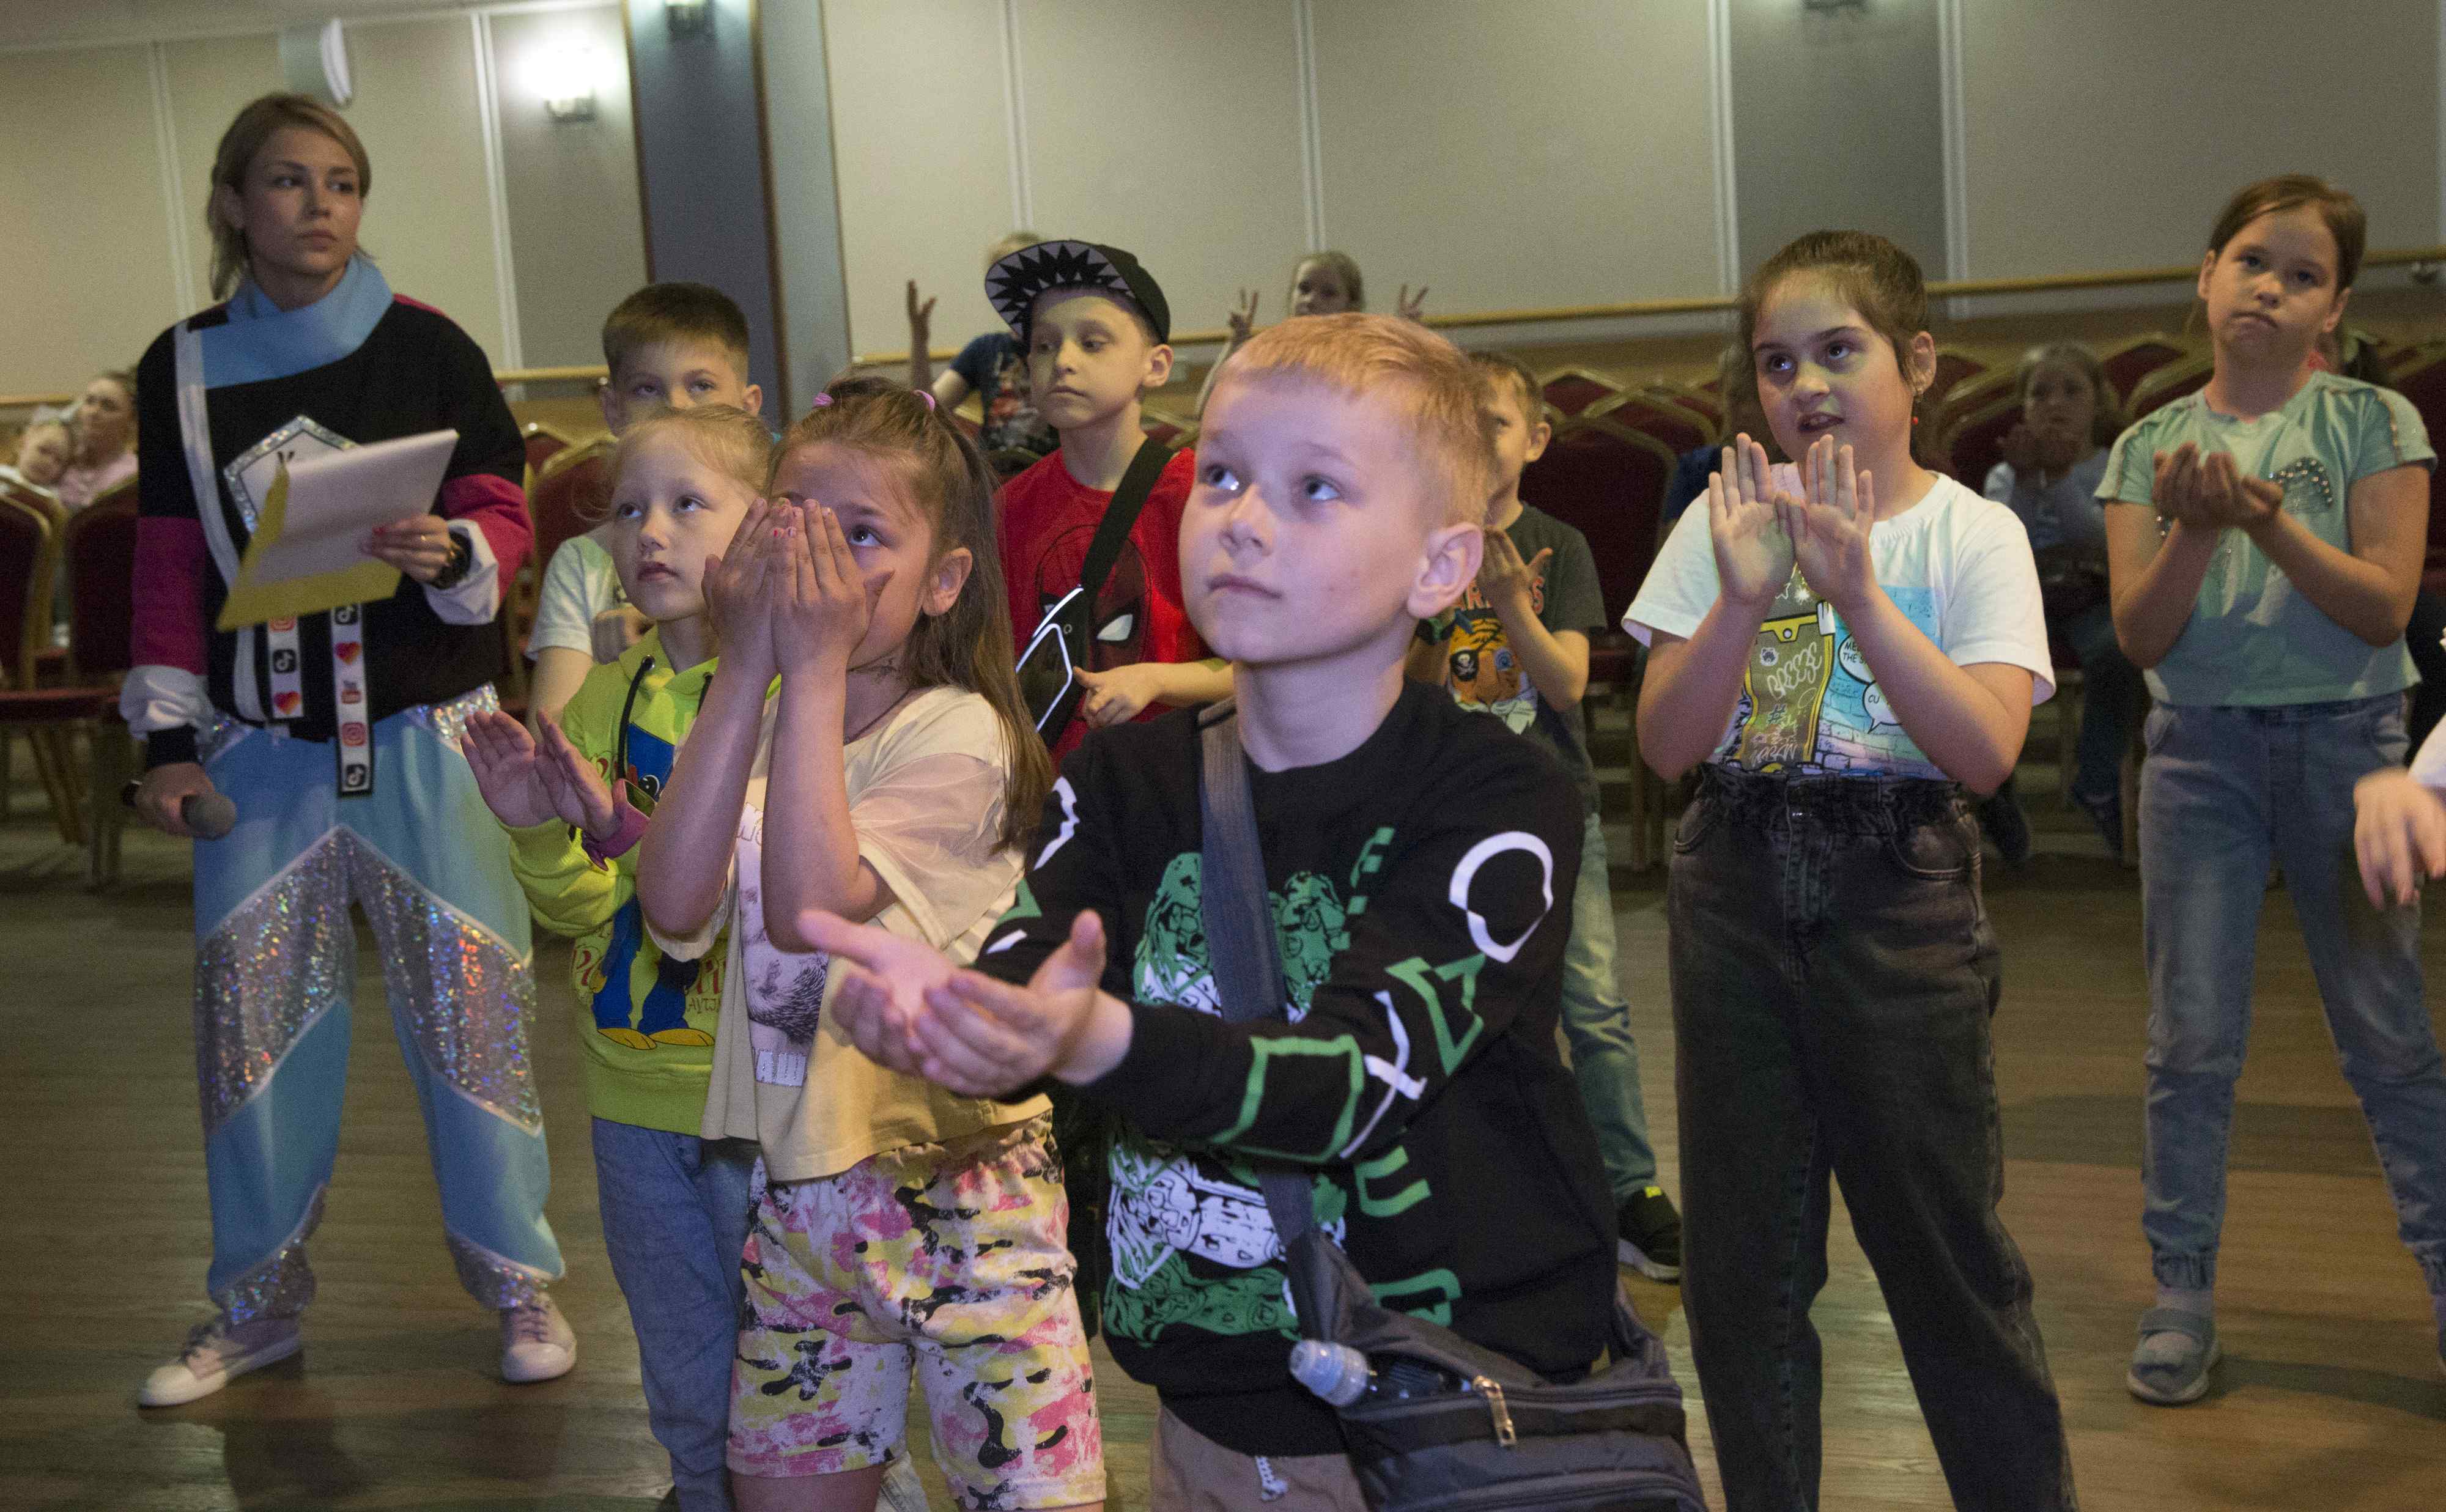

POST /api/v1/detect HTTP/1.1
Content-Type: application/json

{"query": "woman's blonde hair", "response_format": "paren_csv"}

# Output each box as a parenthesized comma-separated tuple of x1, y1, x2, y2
(773, 377, 1052, 852)
(206, 94, 372, 300)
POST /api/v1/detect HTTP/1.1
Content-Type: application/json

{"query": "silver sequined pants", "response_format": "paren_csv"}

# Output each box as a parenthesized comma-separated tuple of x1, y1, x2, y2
(191, 690, 562, 1322)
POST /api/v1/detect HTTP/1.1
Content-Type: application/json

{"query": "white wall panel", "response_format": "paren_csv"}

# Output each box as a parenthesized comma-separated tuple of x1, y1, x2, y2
(823, 0, 1019, 362)
(1958, 0, 2438, 279)
(0, 45, 185, 391)
(1308, 0, 1721, 320)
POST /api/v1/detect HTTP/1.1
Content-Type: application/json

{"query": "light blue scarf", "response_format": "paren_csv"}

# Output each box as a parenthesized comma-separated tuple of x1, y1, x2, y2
(197, 254, 394, 389)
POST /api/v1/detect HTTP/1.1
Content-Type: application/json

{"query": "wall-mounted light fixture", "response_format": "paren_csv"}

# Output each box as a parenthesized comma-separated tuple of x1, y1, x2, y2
(534, 41, 600, 122)
(667, 0, 712, 39)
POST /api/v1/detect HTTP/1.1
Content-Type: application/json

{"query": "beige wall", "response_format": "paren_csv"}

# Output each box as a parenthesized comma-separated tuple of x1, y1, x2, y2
(1959, 0, 2439, 279)
(0, 4, 644, 398)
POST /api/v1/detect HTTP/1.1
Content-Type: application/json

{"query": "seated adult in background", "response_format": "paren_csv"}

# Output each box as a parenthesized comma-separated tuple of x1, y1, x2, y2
(2, 414, 73, 491)
(55, 370, 138, 508)
(1663, 344, 1777, 528)
(1977, 341, 2141, 860)
(906, 230, 1059, 462)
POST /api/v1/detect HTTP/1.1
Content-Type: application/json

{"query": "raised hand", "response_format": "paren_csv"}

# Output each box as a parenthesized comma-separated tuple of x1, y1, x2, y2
(1227, 289, 1260, 344)
(1476, 528, 1551, 617)
(1395, 284, 1429, 323)
(905, 279, 935, 341)
(1784, 434, 1878, 610)
(2354, 767, 2446, 909)
(461, 709, 559, 828)
(701, 496, 780, 671)
(536, 717, 626, 841)
(772, 502, 874, 677)
(1707, 432, 1797, 610)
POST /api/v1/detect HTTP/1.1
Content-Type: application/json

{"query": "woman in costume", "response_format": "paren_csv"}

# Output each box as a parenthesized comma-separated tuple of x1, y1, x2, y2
(124, 92, 570, 1407)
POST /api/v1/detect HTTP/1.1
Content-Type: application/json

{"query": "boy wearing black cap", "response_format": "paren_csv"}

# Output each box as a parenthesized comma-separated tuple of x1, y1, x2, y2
(989, 241, 1231, 762)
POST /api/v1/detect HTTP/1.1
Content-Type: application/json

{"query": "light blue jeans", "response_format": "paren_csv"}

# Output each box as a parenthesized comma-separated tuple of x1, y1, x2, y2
(1561, 807, 1660, 1200)
(2139, 696, 2446, 1295)
(593, 1118, 757, 1512)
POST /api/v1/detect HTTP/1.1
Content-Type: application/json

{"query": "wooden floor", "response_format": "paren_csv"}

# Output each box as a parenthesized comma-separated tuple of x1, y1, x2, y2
(6, 753, 2445, 1511)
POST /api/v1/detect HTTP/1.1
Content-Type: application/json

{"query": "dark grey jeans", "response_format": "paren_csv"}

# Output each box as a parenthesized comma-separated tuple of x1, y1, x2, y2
(1668, 767, 2074, 1512)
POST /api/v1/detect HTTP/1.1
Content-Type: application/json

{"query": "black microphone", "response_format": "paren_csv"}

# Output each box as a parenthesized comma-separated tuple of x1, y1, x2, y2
(183, 792, 238, 840)
(120, 781, 237, 839)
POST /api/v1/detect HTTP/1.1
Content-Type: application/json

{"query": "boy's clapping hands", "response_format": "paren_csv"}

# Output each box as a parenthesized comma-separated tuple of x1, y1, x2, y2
(796, 907, 1132, 1097)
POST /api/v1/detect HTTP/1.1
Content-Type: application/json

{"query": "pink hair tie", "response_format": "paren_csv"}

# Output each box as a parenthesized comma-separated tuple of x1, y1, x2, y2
(810, 393, 833, 408)
(918, 390, 937, 411)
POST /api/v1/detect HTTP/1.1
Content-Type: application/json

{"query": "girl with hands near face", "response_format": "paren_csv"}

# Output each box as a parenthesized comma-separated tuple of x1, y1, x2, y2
(627, 382, 1105, 1511)
(1622, 232, 2071, 1512)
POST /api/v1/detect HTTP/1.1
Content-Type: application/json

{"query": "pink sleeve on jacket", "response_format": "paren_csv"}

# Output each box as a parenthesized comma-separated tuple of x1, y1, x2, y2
(440, 471, 532, 583)
(130, 515, 210, 673)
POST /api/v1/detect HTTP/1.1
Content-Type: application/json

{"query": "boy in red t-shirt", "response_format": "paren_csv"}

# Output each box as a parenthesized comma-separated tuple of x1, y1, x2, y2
(988, 241, 1230, 760)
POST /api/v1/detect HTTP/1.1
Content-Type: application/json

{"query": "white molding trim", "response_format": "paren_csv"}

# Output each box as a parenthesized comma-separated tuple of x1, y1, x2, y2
(0, 0, 611, 57)
(469, 11, 525, 371)
(146, 40, 200, 315)
(1935, 0, 1971, 319)
(1704, 0, 1738, 295)
(997, 0, 1035, 230)
(1293, 0, 1326, 251)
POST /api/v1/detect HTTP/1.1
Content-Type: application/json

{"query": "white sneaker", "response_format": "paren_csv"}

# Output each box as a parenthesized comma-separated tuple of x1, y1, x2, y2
(499, 1294, 575, 1383)
(137, 1316, 301, 1407)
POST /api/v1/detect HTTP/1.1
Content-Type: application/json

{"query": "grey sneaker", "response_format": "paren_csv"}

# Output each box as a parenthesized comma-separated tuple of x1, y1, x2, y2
(2126, 1307, 2219, 1405)
(138, 1315, 301, 1407)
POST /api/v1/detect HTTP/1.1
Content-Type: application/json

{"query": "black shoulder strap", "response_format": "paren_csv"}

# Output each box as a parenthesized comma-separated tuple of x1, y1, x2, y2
(1197, 701, 1319, 1246)
(1076, 437, 1173, 608)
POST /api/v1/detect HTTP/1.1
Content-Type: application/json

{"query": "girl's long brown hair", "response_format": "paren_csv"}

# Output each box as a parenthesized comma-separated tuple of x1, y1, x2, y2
(773, 377, 1051, 852)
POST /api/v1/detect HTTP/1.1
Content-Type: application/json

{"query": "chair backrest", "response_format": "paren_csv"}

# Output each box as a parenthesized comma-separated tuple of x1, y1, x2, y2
(522, 421, 572, 481)
(61, 478, 140, 681)
(1938, 389, 2025, 490)
(1520, 416, 1679, 627)
(2127, 356, 2214, 420)
(2387, 346, 2446, 581)
(1599, 389, 1715, 458)
(1926, 350, 1987, 415)
(528, 436, 616, 577)
(1540, 367, 1627, 421)
(1, 475, 68, 537)
(2099, 334, 2192, 405)
(0, 490, 56, 688)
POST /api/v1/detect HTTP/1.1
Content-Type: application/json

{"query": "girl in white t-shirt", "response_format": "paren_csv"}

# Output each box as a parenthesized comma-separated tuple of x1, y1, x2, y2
(637, 379, 1104, 1512)
(1624, 231, 2072, 1511)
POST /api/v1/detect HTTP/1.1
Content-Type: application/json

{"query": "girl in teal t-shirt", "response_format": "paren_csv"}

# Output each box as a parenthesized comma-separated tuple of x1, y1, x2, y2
(2102, 174, 2446, 1406)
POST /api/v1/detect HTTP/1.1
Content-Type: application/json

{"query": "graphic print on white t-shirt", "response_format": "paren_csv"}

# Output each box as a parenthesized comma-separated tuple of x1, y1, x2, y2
(736, 800, 822, 1087)
(1726, 569, 1940, 776)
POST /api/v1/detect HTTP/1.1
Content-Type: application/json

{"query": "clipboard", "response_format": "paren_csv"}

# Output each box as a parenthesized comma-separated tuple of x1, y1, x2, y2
(215, 429, 459, 631)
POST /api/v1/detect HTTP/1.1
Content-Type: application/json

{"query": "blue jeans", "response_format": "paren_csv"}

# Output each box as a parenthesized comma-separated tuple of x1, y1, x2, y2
(592, 1118, 757, 1512)
(1669, 769, 2073, 1512)
(1561, 806, 1658, 1198)
(2138, 697, 2446, 1294)
(2062, 602, 2144, 804)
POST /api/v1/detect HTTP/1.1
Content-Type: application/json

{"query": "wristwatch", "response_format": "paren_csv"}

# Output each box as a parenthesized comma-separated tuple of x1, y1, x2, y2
(428, 527, 474, 591)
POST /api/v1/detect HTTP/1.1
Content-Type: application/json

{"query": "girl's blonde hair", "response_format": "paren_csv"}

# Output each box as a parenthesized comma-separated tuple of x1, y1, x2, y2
(1290, 251, 1366, 314)
(603, 404, 774, 524)
(206, 94, 372, 300)
(773, 378, 1051, 851)
(2012, 342, 2126, 449)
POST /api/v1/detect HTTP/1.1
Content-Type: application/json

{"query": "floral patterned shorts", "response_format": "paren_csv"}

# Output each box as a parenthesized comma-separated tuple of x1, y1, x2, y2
(728, 1114, 1106, 1508)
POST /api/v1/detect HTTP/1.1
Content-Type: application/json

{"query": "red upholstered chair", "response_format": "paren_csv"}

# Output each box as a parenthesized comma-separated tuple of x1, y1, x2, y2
(1597, 388, 1714, 458)
(2100, 335, 2192, 405)
(0, 487, 104, 846)
(58, 483, 142, 883)
(521, 421, 571, 482)
(1140, 407, 1198, 452)
(1925, 350, 1987, 416)
(1519, 416, 1679, 867)
(2127, 356, 2213, 420)
(1938, 386, 2025, 490)
(2389, 347, 2446, 595)
(1541, 368, 1625, 421)
(506, 436, 616, 700)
